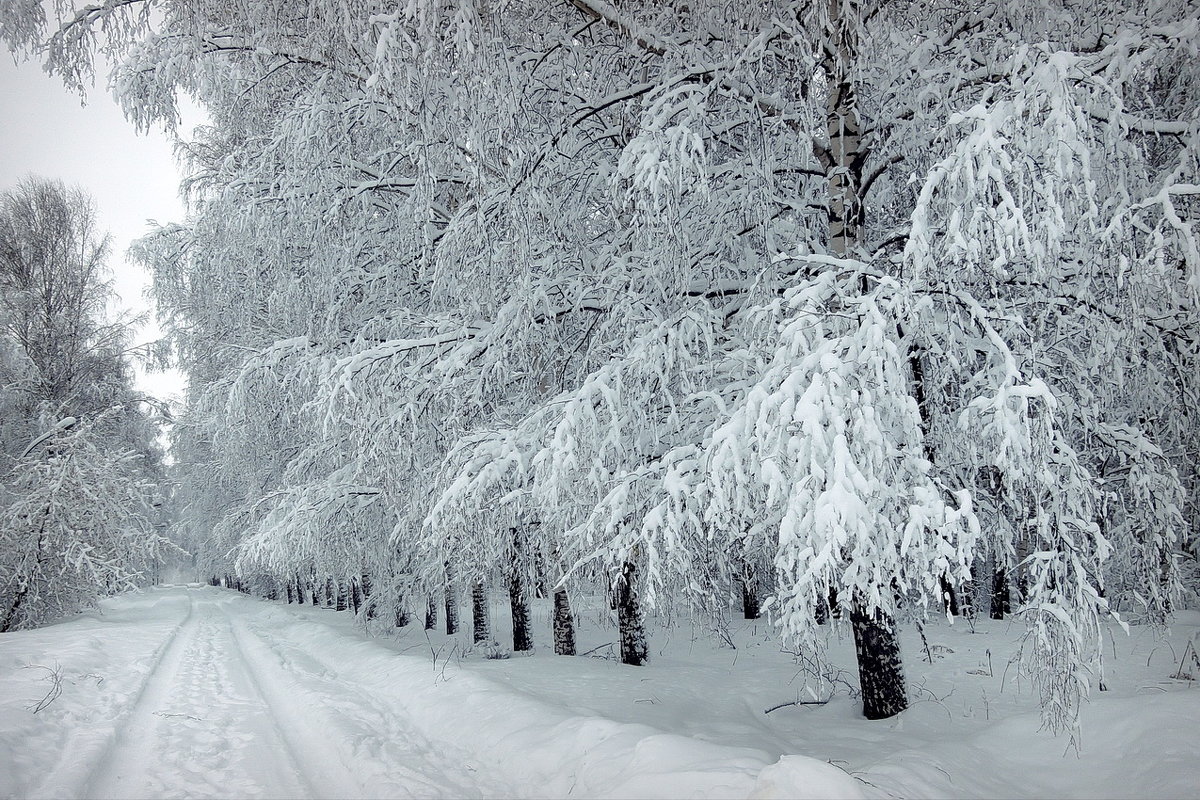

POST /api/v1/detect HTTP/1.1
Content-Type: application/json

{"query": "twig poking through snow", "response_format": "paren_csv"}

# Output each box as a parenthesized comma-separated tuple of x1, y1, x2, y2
(764, 698, 830, 714)
(578, 642, 615, 657)
(24, 662, 64, 713)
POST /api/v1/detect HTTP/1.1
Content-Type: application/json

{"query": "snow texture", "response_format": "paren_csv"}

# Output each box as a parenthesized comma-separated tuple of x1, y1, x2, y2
(2, 585, 1198, 799)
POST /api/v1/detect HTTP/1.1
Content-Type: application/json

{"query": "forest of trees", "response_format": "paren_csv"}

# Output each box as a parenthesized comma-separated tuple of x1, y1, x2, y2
(0, 177, 170, 632)
(2, 0, 1197, 734)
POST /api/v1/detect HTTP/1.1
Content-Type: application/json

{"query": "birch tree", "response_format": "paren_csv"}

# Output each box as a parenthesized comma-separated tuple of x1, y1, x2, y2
(0, 178, 170, 630)
(10, 0, 1197, 731)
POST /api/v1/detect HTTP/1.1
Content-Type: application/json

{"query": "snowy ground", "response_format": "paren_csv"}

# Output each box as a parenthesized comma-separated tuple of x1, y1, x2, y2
(1, 586, 1197, 799)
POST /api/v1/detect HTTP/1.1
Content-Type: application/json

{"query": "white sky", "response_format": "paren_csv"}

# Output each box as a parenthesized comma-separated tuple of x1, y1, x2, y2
(0, 52, 192, 409)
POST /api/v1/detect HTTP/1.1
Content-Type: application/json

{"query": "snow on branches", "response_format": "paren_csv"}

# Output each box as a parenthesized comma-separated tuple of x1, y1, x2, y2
(707, 270, 979, 641)
(19, 0, 1198, 730)
(0, 415, 173, 631)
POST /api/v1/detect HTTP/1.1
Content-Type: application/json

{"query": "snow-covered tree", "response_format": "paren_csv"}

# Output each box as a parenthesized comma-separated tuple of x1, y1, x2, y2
(0, 178, 170, 630)
(11, 0, 1197, 732)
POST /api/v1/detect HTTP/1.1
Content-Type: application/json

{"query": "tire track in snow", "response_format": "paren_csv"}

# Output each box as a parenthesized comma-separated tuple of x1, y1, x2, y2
(77, 591, 201, 799)
(83, 590, 314, 799)
(150, 595, 314, 799)
(227, 609, 486, 798)
(29, 593, 197, 800)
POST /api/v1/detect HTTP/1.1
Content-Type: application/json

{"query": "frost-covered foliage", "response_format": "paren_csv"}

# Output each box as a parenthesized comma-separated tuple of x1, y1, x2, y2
(0, 178, 170, 630)
(0, 415, 173, 631)
(12, 0, 1198, 728)
(706, 271, 981, 642)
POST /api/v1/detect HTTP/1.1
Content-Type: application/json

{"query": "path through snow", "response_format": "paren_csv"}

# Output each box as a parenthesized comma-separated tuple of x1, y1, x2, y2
(4, 588, 499, 799)
(1, 586, 860, 799)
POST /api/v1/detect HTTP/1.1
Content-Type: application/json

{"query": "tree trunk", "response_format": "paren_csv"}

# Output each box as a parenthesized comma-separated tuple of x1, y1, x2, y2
(471, 579, 492, 645)
(821, 0, 864, 263)
(939, 575, 959, 616)
(1, 584, 31, 632)
(510, 569, 534, 652)
(425, 596, 438, 630)
(395, 592, 412, 627)
(741, 579, 760, 620)
(285, 581, 295, 604)
(324, 577, 335, 608)
(533, 548, 549, 599)
(617, 560, 649, 666)
(444, 584, 459, 634)
(850, 595, 908, 720)
(960, 578, 977, 620)
(350, 577, 363, 614)
(991, 566, 1010, 620)
(509, 530, 534, 652)
(738, 557, 761, 619)
(361, 573, 375, 619)
(336, 580, 348, 611)
(553, 586, 576, 656)
(816, 585, 842, 625)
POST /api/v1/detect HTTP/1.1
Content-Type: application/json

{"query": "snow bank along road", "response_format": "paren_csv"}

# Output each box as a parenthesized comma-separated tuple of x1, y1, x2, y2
(0, 586, 863, 799)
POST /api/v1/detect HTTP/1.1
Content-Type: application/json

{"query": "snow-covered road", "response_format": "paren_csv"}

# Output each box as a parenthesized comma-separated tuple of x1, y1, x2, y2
(26, 589, 485, 799)
(1, 586, 860, 800)
(5, 584, 1200, 799)
(85, 591, 315, 798)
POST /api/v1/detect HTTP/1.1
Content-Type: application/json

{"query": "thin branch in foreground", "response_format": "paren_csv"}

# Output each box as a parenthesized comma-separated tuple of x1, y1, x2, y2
(24, 662, 64, 713)
(764, 698, 831, 714)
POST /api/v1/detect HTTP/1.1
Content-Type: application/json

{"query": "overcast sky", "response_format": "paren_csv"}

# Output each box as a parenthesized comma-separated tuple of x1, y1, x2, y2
(0, 52, 192, 407)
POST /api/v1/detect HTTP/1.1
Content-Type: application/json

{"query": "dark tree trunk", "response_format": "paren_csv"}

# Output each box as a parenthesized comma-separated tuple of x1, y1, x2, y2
(394, 585, 411, 627)
(509, 530, 534, 652)
(471, 579, 492, 645)
(850, 595, 908, 720)
(738, 557, 761, 619)
(1, 584, 30, 632)
(350, 578, 363, 614)
(425, 596, 438, 630)
(324, 577, 335, 608)
(617, 561, 649, 666)
(444, 584, 459, 634)
(285, 581, 295, 604)
(991, 567, 1010, 620)
(553, 586, 576, 656)
(741, 580, 761, 620)
(336, 580, 348, 611)
(510, 570, 533, 652)
(939, 575, 959, 616)
(361, 573, 375, 619)
(817, 586, 842, 624)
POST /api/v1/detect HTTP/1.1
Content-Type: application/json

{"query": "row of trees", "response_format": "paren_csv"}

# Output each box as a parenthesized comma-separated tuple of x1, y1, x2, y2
(8, 0, 1197, 734)
(0, 178, 171, 631)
